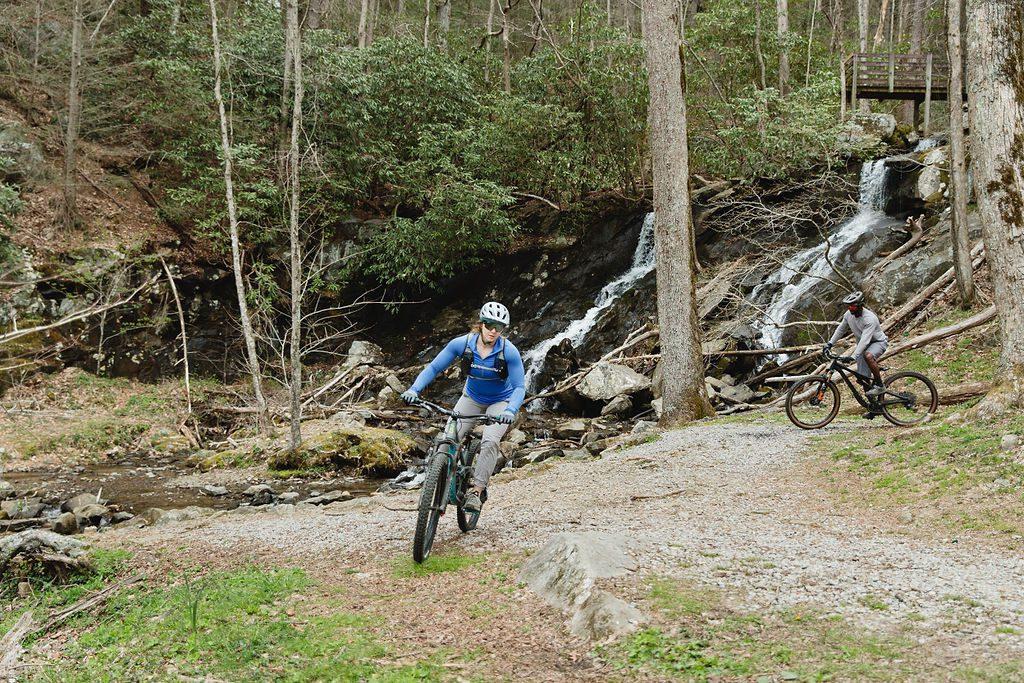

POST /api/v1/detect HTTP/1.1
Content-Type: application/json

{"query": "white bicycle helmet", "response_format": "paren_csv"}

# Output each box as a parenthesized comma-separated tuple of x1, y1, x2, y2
(479, 301, 510, 326)
(842, 291, 865, 306)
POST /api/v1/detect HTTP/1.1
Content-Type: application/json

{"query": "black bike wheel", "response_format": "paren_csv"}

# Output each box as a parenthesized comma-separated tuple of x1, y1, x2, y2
(786, 375, 841, 429)
(457, 440, 481, 532)
(879, 371, 938, 427)
(413, 452, 449, 563)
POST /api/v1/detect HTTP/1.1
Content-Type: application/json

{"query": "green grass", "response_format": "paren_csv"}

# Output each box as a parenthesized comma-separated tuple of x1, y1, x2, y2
(27, 566, 443, 682)
(608, 577, 919, 681)
(392, 551, 485, 578)
(24, 417, 151, 457)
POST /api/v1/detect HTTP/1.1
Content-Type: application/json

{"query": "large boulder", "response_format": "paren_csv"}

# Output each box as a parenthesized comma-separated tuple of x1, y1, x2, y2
(0, 480, 15, 501)
(0, 122, 46, 185)
(577, 363, 651, 401)
(340, 340, 384, 372)
(519, 532, 643, 642)
(268, 425, 417, 475)
(915, 146, 948, 203)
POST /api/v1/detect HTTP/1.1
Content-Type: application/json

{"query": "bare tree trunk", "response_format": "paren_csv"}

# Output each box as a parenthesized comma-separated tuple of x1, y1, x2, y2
(946, 0, 973, 306)
(872, 0, 890, 48)
(776, 0, 790, 93)
(856, 0, 871, 110)
(62, 0, 83, 230)
(902, 0, 925, 124)
(207, 0, 270, 431)
(278, 4, 294, 181)
(171, 0, 181, 34)
(303, 0, 329, 29)
(485, 0, 496, 80)
(287, 0, 304, 449)
(966, 0, 1024, 415)
(829, 0, 845, 54)
(754, 0, 768, 88)
(501, 0, 512, 93)
(359, 0, 371, 46)
(897, 0, 908, 40)
(423, 0, 431, 46)
(437, 0, 451, 47)
(805, 0, 820, 85)
(640, 0, 714, 426)
(160, 258, 193, 419)
(32, 0, 42, 77)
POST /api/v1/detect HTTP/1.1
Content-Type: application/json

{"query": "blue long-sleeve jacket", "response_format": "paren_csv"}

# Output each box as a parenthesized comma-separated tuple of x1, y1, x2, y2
(410, 334, 526, 413)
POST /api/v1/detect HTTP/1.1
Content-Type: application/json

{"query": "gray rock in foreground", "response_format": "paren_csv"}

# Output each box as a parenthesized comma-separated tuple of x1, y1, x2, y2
(518, 532, 643, 642)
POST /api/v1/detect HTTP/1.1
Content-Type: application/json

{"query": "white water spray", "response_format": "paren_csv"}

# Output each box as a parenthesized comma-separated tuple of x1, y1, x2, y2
(750, 159, 892, 358)
(522, 213, 657, 392)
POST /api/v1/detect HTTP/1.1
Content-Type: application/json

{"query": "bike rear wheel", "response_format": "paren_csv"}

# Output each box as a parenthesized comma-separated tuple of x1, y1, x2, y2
(786, 375, 841, 429)
(879, 371, 938, 426)
(413, 451, 449, 563)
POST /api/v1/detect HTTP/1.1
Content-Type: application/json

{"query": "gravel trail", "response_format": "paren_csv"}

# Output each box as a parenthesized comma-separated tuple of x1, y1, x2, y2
(115, 418, 1024, 658)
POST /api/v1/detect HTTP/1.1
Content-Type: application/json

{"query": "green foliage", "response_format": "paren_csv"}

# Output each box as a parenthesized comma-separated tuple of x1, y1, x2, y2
(392, 551, 484, 578)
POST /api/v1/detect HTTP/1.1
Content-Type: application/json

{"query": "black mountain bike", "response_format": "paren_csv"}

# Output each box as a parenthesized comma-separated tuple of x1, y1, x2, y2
(411, 399, 494, 563)
(785, 348, 938, 429)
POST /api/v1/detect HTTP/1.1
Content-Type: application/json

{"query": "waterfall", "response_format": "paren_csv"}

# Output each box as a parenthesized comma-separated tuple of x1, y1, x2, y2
(749, 159, 892, 358)
(522, 213, 657, 392)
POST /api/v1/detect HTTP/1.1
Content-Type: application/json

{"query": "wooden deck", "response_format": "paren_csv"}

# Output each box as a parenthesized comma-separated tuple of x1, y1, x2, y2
(841, 53, 952, 101)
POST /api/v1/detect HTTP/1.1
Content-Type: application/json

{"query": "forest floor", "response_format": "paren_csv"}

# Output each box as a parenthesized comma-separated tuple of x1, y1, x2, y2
(12, 408, 1024, 682)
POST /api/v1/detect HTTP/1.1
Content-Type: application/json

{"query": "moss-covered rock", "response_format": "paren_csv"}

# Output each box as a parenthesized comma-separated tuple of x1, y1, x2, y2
(187, 447, 258, 472)
(268, 426, 417, 475)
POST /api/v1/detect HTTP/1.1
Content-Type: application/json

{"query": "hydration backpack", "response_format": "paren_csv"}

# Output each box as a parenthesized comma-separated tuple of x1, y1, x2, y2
(460, 334, 508, 381)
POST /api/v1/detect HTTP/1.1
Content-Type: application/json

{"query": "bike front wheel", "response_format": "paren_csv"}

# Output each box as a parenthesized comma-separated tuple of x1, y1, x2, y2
(786, 375, 841, 429)
(413, 452, 449, 563)
(879, 371, 938, 426)
(457, 440, 482, 532)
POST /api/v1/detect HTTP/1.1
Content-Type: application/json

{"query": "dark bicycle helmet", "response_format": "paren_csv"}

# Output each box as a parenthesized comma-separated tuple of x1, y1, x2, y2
(842, 290, 865, 306)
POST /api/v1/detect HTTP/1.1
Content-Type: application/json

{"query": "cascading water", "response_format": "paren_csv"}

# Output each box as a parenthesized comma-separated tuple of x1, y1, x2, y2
(749, 159, 893, 359)
(522, 213, 656, 392)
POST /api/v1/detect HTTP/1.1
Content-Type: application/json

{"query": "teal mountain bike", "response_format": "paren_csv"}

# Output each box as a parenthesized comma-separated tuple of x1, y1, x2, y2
(411, 399, 493, 563)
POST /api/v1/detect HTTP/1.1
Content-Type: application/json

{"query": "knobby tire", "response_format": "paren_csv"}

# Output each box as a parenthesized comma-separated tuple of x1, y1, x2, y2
(786, 375, 841, 430)
(413, 452, 449, 563)
(457, 440, 482, 533)
(879, 371, 939, 427)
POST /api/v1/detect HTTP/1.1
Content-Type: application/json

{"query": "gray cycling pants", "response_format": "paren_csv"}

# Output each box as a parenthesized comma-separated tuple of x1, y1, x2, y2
(857, 340, 888, 380)
(453, 393, 511, 489)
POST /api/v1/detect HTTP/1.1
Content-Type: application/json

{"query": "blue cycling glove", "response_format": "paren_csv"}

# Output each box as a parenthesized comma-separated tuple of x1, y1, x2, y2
(495, 410, 516, 425)
(401, 389, 419, 405)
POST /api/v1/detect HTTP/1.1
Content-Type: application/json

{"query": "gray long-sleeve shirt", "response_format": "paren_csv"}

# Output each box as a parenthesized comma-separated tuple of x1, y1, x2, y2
(829, 307, 888, 357)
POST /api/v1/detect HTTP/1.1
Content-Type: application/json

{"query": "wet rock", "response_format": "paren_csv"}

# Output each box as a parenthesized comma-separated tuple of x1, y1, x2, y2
(51, 512, 79, 535)
(201, 484, 228, 497)
(2, 498, 45, 520)
(577, 363, 651, 401)
(0, 480, 15, 501)
(1001, 434, 1020, 452)
(384, 468, 427, 491)
(554, 418, 588, 440)
(341, 340, 384, 371)
(243, 484, 276, 506)
(601, 395, 633, 417)
(304, 490, 353, 505)
(62, 492, 106, 513)
(73, 504, 110, 526)
(277, 492, 301, 504)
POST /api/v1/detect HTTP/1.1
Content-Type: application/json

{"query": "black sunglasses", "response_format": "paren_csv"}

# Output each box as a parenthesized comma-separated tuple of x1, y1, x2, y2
(481, 319, 506, 332)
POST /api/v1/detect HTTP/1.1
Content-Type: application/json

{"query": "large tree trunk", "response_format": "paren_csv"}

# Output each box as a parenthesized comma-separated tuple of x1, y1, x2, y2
(856, 0, 870, 110)
(805, 0, 820, 85)
(776, 0, 790, 94)
(966, 0, 1024, 414)
(639, 0, 714, 426)
(901, 0, 926, 124)
(946, 0, 974, 306)
(423, 0, 431, 46)
(358, 0, 371, 46)
(436, 0, 450, 47)
(303, 0, 330, 29)
(872, 0, 890, 49)
(207, 0, 270, 431)
(286, 0, 305, 449)
(828, 0, 845, 54)
(62, 0, 83, 230)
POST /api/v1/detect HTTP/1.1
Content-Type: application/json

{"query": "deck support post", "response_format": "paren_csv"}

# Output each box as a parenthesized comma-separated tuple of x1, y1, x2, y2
(851, 56, 859, 113)
(923, 52, 933, 136)
(840, 56, 847, 121)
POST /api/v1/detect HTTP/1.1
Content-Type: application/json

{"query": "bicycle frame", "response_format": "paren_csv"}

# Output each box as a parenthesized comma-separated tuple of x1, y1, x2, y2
(825, 360, 877, 410)
(417, 400, 493, 509)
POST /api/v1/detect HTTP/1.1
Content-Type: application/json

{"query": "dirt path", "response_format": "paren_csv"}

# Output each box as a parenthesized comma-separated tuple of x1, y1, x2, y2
(107, 418, 1024, 675)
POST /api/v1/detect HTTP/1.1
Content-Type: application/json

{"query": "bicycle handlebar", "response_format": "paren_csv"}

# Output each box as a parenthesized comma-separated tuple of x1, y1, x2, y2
(410, 398, 501, 424)
(822, 348, 855, 364)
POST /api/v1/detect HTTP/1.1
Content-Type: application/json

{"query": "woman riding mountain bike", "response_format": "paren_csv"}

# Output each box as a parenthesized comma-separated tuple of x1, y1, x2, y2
(401, 302, 526, 514)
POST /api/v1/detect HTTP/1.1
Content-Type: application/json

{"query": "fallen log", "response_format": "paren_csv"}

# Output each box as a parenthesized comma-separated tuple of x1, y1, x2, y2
(938, 381, 991, 405)
(867, 214, 924, 277)
(883, 306, 997, 359)
(0, 613, 34, 678)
